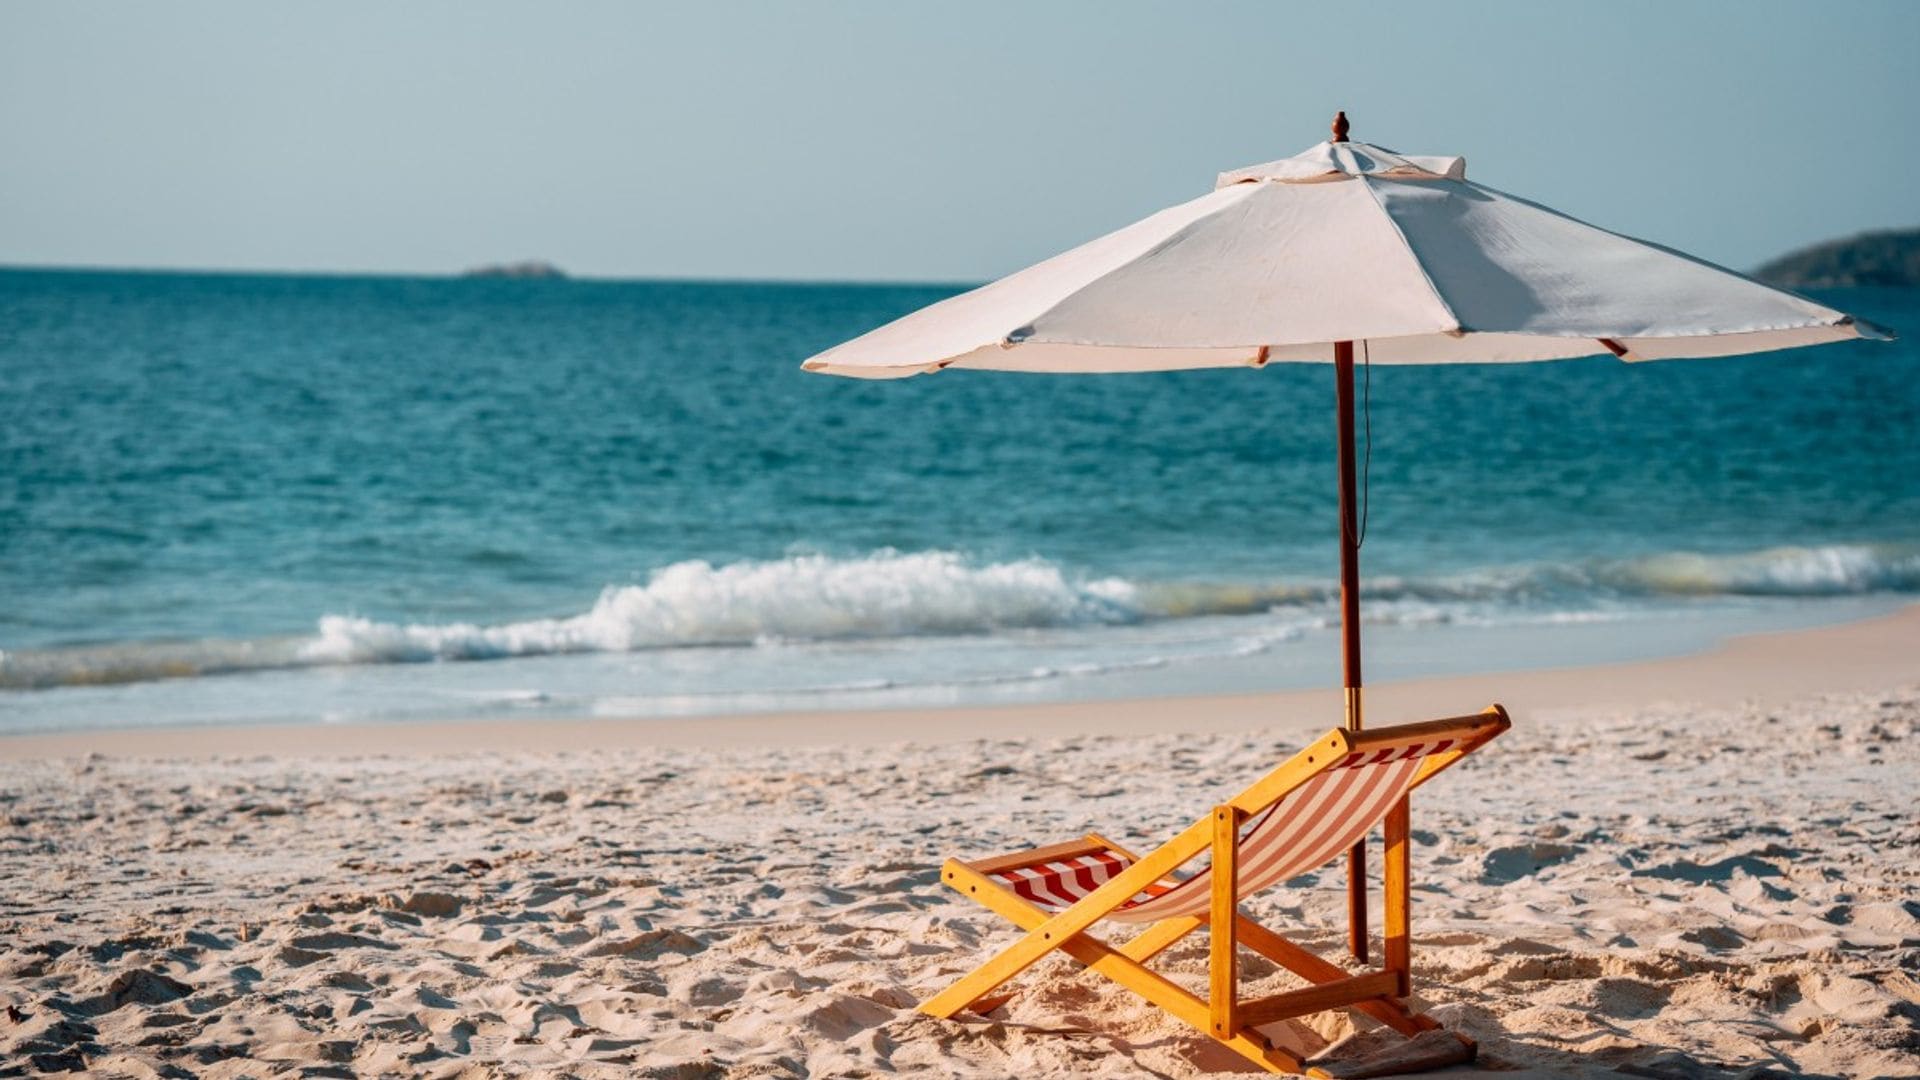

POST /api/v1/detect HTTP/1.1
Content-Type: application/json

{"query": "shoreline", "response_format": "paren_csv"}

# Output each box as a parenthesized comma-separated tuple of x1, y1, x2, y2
(5, 601, 1915, 761)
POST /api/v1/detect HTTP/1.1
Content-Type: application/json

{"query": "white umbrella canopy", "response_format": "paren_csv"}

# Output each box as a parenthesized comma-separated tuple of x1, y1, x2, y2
(802, 128, 1889, 378)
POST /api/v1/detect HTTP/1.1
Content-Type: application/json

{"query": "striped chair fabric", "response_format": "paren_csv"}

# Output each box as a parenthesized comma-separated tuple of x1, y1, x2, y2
(987, 738, 1454, 924)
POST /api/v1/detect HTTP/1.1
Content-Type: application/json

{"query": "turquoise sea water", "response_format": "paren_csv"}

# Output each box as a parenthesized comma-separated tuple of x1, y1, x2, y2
(1, 269, 1915, 733)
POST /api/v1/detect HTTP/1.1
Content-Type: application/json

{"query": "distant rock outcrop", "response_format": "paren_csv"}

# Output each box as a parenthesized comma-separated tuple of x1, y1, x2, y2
(1754, 228, 1920, 289)
(462, 260, 567, 280)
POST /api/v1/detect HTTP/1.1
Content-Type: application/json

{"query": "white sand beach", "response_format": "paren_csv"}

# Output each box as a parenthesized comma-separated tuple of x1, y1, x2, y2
(2, 610, 1917, 1078)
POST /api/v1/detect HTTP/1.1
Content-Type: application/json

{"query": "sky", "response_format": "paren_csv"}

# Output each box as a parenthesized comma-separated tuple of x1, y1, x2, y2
(2, 1, 1916, 282)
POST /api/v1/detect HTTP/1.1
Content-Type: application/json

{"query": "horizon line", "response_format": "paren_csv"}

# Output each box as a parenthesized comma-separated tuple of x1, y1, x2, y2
(7, 222, 1918, 289)
(0, 260, 987, 292)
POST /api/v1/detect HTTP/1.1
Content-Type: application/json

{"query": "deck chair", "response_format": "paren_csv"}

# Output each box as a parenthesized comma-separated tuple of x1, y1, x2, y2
(923, 706, 1511, 1077)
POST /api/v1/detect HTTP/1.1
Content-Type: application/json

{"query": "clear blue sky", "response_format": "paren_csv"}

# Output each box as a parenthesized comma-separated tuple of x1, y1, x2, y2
(2, 1, 1915, 282)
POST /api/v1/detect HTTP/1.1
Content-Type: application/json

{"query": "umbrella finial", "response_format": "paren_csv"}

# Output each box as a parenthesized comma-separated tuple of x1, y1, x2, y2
(1330, 110, 1349, 143)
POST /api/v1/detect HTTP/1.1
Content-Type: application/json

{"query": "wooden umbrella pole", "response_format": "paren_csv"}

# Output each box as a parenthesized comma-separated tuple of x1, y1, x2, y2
(1333, 338, 1367, 964)
(1328, 109, 1368, 965)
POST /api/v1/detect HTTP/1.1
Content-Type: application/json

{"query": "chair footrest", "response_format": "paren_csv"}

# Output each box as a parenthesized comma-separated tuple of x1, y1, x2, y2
(1239, 970, 1402, 1027)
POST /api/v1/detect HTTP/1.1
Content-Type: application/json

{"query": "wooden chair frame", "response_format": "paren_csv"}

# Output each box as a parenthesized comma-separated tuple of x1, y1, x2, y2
(922, 706, 1511, 1076)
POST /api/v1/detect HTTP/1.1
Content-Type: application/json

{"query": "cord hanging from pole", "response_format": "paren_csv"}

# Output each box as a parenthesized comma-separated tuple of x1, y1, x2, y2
(1356, 339, 1372, 548)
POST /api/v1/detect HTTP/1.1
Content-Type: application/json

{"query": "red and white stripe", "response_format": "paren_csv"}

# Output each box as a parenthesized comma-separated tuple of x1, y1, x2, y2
(984, 740, 1452, 923)
(1329, 738, 1453, 771)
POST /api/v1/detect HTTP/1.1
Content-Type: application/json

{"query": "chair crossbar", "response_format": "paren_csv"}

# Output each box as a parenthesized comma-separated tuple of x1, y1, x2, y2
(1239, 970, 1402, 1027)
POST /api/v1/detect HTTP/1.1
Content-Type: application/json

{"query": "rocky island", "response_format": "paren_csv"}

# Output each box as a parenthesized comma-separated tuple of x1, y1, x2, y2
(1755, 227, 1920, 288)
(461, 259, 567, 280)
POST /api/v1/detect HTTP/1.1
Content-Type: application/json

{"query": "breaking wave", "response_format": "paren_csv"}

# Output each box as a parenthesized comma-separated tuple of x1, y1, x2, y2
(2, 543, 1915, 690)
(303, 551, 1141, 663)
(1587, 544, 1920, 597)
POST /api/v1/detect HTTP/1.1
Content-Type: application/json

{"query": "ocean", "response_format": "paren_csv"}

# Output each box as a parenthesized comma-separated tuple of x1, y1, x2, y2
(1, 269, 1915, 734)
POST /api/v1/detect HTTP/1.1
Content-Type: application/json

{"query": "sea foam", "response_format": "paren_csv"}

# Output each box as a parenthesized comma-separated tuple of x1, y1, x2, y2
(301, 550, 1141, 664)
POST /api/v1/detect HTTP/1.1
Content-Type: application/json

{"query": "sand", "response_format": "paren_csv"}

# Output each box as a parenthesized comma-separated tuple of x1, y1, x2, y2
(1, 612, 1917, 1078)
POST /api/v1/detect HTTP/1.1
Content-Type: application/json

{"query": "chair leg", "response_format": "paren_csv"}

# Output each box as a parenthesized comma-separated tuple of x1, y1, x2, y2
(1383, 794, 1411, 996)
(1209, 805, 1244, 1040)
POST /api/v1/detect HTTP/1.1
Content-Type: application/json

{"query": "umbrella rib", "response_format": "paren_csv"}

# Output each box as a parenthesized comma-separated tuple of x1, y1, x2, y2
(1354, 176, 1463, 339)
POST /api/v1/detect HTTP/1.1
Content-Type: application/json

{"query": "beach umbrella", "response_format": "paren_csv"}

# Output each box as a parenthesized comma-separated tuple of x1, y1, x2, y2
(799, 112, 1891, 961)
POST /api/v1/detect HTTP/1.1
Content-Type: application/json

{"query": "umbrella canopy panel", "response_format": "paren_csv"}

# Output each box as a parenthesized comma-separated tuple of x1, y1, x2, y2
(802, 140, 1888, 378)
